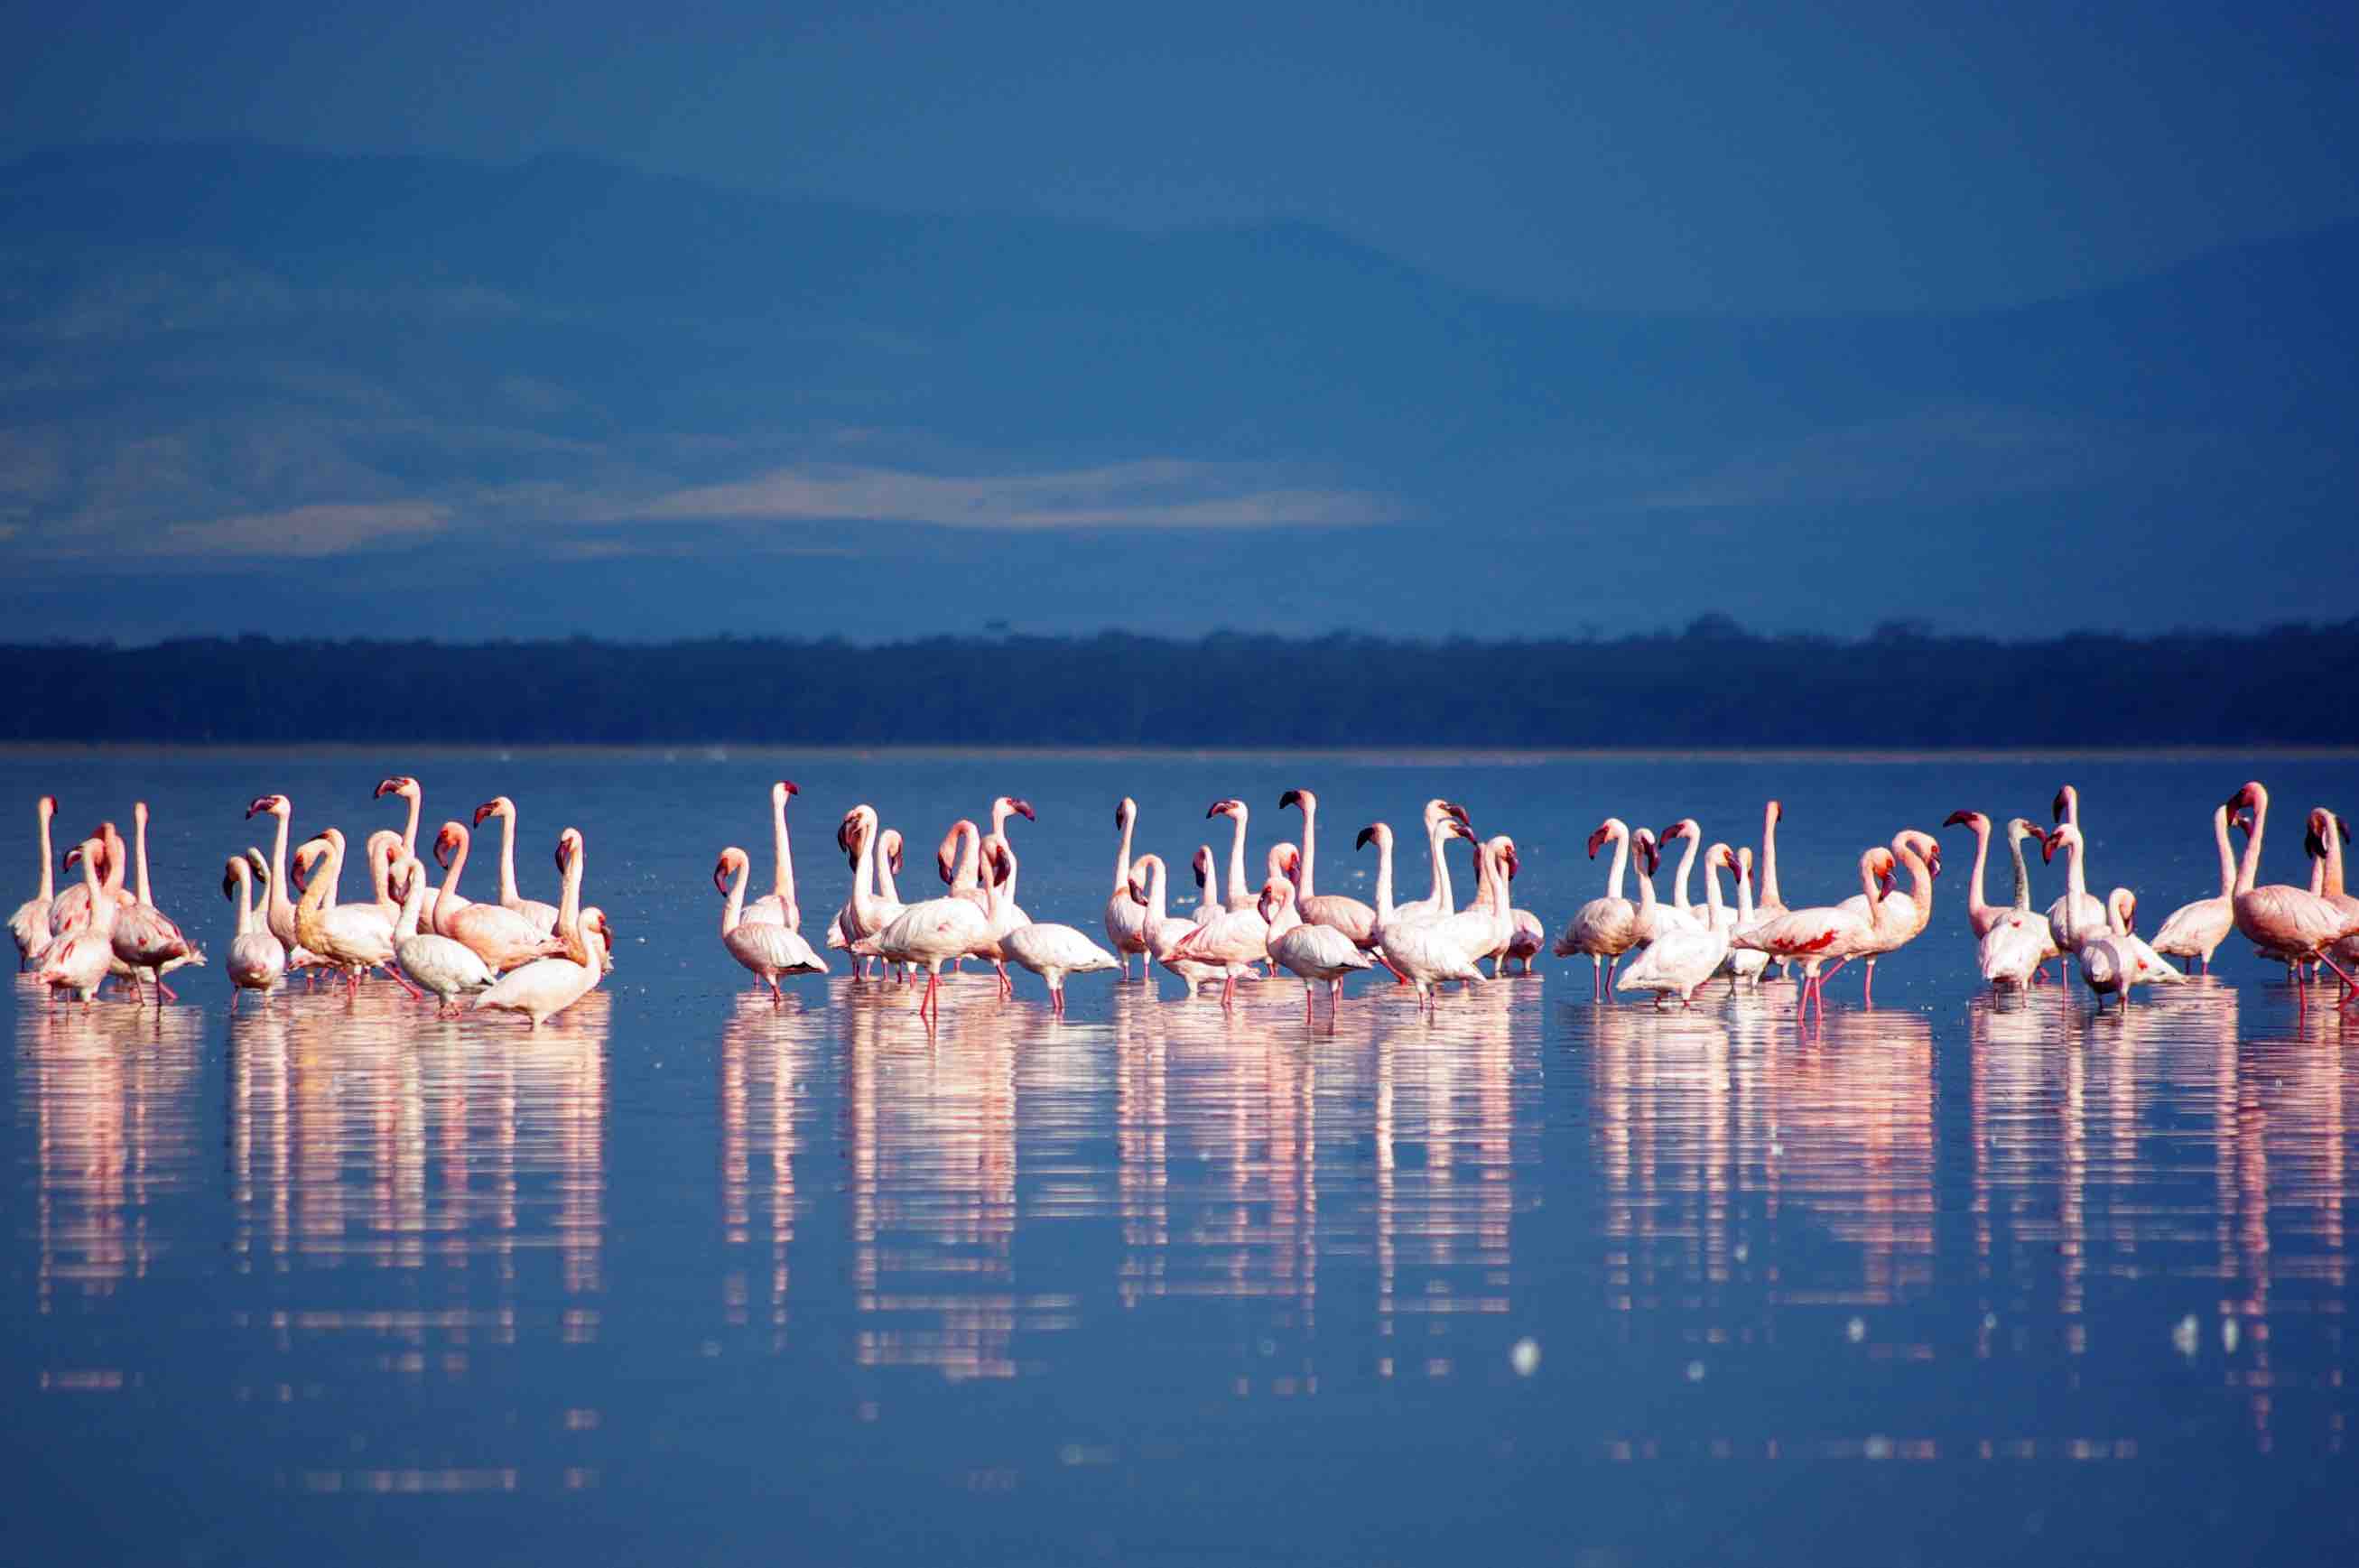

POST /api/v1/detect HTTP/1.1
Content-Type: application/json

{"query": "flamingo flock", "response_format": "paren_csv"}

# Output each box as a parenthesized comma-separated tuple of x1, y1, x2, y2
(13, 779, 609, 1027)
(14, 775, 2357, 1026)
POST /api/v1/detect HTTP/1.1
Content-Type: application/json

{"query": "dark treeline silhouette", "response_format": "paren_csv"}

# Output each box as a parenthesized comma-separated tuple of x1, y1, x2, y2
(5, 620, 2355, 748)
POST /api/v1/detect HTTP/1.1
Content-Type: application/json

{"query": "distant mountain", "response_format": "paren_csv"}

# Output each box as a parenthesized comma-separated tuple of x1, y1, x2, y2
(2, 141, 2351, 646)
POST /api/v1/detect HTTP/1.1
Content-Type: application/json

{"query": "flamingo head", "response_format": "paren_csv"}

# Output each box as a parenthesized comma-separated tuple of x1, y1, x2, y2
(1114, 797, 1135, 830)
(1440, 801, 1472, 830)
(1586, 824, 1611, 858)
(1941, 810, 1983, 831)
(221, 858, 243, 901)
(62, 843, 82, 873)
(1354, 824, 1382, 852)
(1715, 844, 1738, 873)
(1631, 829, 1659, 876)
(1495, 837, 1521, 878)
(2223, 781, 2262, 814)
(876, 830, 903, 876)
(246, 793, 287, 820)
(1768, 799, 1783, 822)
(1278, 788, 1310, 813)
(432, 822, 462, 869)
(1193, 847, 1212, 886)
(2041, 824, 2079, 864)
(289, 841, 323, 893)
(1258, 878, 1291, 923)
(555, 830, 580, 875)
(246, 848, 269, 879)
(991, 842, 1015, 886)
(1009, 798, 1035, 823)
(2120, 892, 2138, 933)
(1127, 864, 1151, 907)
(37, 795, 55, 818)
(1207, 798, 1241, 821)
(775, 780, 799, 805)
(1284, 847, 1303, 880)
(713, 848, 742, 895)
(2051, 786, 2074, 824)
(1446, 818, 1477, 844)
(471, 798, 502, 827)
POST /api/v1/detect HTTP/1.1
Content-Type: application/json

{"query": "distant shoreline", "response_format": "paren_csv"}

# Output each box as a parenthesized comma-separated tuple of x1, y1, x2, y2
(4, 742, 2353, 765)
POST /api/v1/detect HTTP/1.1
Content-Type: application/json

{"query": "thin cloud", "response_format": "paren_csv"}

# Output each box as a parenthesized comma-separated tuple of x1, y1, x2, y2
(1638, 406, 2109, 512)
(609, 460, 1390, 532)
(150, 501, 452, 556)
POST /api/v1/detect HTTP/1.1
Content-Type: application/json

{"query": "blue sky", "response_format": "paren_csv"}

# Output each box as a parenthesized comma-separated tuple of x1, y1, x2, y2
(2, 3, 2354, 644)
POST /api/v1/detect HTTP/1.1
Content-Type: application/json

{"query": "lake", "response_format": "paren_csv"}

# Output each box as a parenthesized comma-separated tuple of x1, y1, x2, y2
(5, 748, 2355, 1565)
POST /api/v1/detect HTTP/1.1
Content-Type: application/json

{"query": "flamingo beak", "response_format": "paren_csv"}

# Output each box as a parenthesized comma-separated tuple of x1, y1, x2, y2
(781, 780, 800, 797)
(2052, 790, 2069, 824)
(938, 853, 954, 886)
(1279, 789, 1302, 811)
(1128, 879, 1148, 907)
(373, 779, 397, 799)
(1442, 801, 1472, 828)
(714, 858, 731, 895)
(1355, 827, 1376, 849)
(1011, 799, 1035, 823)
(1206, 801, 1227, 819)
(1586, 828, 1608, 858)
(473, 801, 497, 826)
(2042, 834, 2059, 864)
(1942, 811, 1972, 828)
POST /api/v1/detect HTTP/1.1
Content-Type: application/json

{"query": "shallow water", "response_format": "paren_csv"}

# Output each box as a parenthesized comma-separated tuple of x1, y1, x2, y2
(5, 749, 2356, 1565)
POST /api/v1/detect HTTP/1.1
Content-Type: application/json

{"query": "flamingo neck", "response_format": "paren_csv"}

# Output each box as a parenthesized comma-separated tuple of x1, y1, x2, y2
(496, 803, 525, 905)
(1602, 824, 1629, 901)
(1266, 885, 1300, 940)
(2236, 788, 2265, 895)
(1633, 848, 1658, 913)
(1703, 857, 1726, 924)
(399, 790, 421, 858)
(721, 857, 748, 937)
(1140, 856, 1167, 923)
(876, 835, 902, 904)
(1760, 805, 1783, 906)
(1733, 858, 1756, 923)
(35, 805, 53, 903)
(1370, 830, 1395, 922)
(1853, 851, 1881, 906)
(1898, 847, 1933, 922)
(1227, 810, 1249, 902)
(2006, 827, 2034, 914)
(772, 794, 796, 920)
(1669, 830, 1698, 914)
(852, 813, 879, 908)
(134, 809, 153, 905)
(2209, 807, 2234, 900)
(396, 868, 426, 940)
(1113, 805, 1135, 894)
(436, 828, 470, 923)
(1965, 818, 1992, 919)
(79, 843, 111, 932)
(2323, 815, 2347, 899)
(556, 840, 583, 940)
(268, 809, 293, 925)
(1296, 798, 1318, 895)
(299, 841, 339, 929)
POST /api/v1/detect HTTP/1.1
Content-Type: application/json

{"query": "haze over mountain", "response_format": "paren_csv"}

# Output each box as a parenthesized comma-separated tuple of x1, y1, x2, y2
(4, 141, 2351, 645)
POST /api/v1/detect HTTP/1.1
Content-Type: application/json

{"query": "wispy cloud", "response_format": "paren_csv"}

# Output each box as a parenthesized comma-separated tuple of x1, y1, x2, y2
(1637, 406, 2111, 512)
(150, 502, 452, 556)
(608, 460, 1390, 532)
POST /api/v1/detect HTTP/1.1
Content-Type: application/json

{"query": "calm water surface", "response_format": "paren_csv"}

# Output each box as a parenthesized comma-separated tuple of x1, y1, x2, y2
(5, 750, 2355, 1565)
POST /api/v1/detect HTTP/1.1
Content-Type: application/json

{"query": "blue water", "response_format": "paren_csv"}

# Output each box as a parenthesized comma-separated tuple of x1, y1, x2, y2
(5, 749, 2355, 1565)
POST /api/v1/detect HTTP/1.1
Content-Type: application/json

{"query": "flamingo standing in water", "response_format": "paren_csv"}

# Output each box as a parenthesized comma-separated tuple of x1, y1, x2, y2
(2047, 785, 2110, 942)
(992, 842, 1118, 1013)
(2150, 805, 2237, 974)
(1715, 849, 1772, 989)
(10, 794, 56, 966)
(475, 832, 608, 1028)
(1555, 818, 1643, 997)
(1657, 820, 1714, 932)
(390, 856, 497, 1012)
(1206, 799, 1260, 913)
(2221, 782, 2358, 1010)
(431, 822, 567, 973)
(1278, 788, 1387, 959)
(1618, 843, 1735, 1007)
(1356, 819, 1487, 1011)
(1127, 853, 1227, 997)
(1261, 875, 1373, 1020)
(111, 801, 203, 1002)
(1974, 820, 2055, 989)
(221, 852, 287, 1010)
(36, 839, 117, 1005)
(715, 844, 828, 999)
(731, 781, 806, 931)
(1173, 859, 1277, 1009)
(831, 806, 902, 979)
(2044, 825, 2183, 1007)
(375, 775, 450, 923)
(246, 794, 329, 982)
(1104, 797, 1151, 977)
(1730, 847, 1886, 1023)
(862, 831, 993, 1022)
(1848, 830, 1938, 1007)
(472, 795, 562, 936)
(292, 833, 420, 997)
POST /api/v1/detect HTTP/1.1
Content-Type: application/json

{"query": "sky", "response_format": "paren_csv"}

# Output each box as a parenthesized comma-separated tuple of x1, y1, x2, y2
(2, 3, 2356, 645)
(7, 1, 2355, 316)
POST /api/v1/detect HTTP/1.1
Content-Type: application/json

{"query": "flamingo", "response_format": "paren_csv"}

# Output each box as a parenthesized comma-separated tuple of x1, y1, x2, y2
(1278, 788, 1385, 956)
(1172, 858, 1278, 1009)
(431, 821, 567, 972)
(831, 806, 902, 978)
(2150, 805, 2238, 974)
(1756, 800, 1794, 978)
(1729, 847, 1886, 1023)
(716, 844, 828, 999)
(991, 842, 1118, 1013)
(1555, 818, 1643, 998)
(2046, 784, 2109, 942)
(1626, 828, 1673, 947)
(1188, 845, 1223, 925)
(9, 794, 56, 966)
(1419, 835, 1517, 977)
(1104, 797, 1151, 976)
(221, 852, 287, 1010)
(244, 794, 330, 982)
(1943, 811, 2011, 939)
(46, 816, 130, 943)
(1261, 875, 1374, 1020)
(1657, 819, 1713, 932)
(1206, 799, 1260, 913)
(471, 795, 562, 936)
(390, 856, 497, 1012)
(863, 841, 993, 1022)
(110, 801, 203, 1003)
(292, 833, 420, 998)
(1618, 843, 1735, 1007)
(374, 775, 449, 922)
(1849, 830, 1938, 1007)
(1355, 819, 1486, 1010)
(1128, 853, 1227, 996)
(2311, 810, 2359, 986)
(2220, 782, 2357, 1008)
(474, 829, 608, 1027)
(1388, 799, 1476, 927)
(2045, 825, 2183, 1006)
(1974, 820, 2055, 989)
(36, 838, 116, 1005)
(1715, 849, 1771, 988)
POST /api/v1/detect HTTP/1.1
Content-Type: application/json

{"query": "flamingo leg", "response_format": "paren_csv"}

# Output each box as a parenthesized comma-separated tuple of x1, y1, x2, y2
(156, 975, 178, 1002)
(1862, 959, 1875, 1008)
(228, 988, 240, 1016)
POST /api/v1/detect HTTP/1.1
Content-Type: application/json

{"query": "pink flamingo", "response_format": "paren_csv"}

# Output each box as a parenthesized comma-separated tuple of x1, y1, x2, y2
(2222, 781, 2359, 1010)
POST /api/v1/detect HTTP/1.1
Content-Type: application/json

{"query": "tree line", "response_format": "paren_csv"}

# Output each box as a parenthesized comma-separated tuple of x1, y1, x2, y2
(4, 619, 2353, 748)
